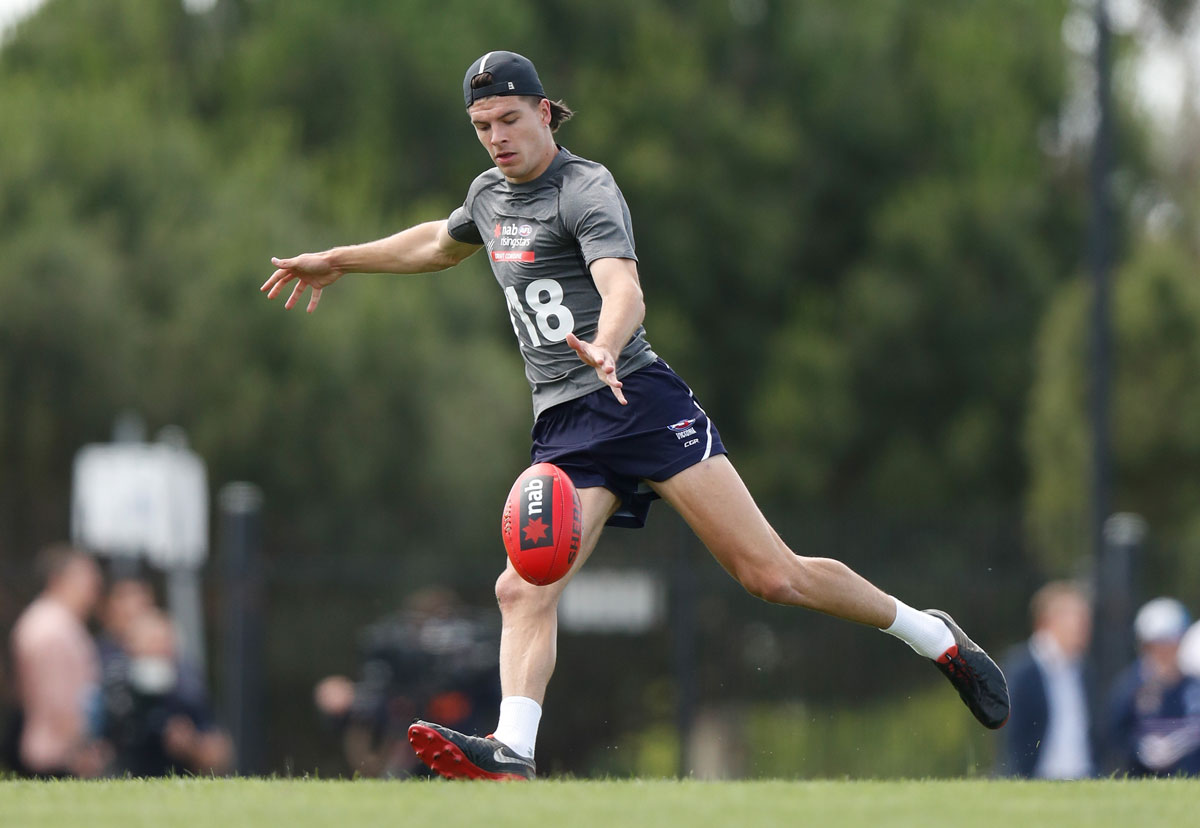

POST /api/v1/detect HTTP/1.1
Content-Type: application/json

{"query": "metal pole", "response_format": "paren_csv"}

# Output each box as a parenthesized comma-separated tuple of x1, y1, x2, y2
(1087, 0, 1123, 774)
(1089, 0, 1115, 575)
(219, 482, 265, 775)
(1093, 513, 1144, 772)
(672, 519, 698, 777)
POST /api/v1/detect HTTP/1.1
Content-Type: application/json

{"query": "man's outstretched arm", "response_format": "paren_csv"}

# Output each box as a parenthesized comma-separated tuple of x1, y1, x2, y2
(262, 220, 481, 312)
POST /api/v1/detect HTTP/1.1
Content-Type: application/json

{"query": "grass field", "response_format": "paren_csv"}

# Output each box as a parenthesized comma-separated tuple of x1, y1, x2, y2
(2, 778, 1199, 828)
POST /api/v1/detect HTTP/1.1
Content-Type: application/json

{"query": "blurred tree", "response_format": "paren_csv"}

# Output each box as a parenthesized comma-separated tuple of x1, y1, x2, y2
(1025, 0, 1200, 584)
(1027, 239, 1200, 584)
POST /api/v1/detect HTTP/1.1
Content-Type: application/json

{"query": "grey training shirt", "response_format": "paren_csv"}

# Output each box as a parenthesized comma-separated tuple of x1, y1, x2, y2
(447, 147, 657, 418)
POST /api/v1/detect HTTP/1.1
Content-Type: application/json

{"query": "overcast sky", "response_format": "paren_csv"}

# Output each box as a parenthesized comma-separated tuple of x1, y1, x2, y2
(0, 0, 39, 34)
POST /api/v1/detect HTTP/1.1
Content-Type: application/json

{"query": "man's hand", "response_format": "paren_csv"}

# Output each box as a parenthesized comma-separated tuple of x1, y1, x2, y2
(163, 715, 200, 761)
(566, 332, 626, 405)
(261, 252, 344, 313)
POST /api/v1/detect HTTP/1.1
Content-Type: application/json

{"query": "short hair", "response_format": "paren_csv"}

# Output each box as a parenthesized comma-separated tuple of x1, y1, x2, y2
(1029, 580, 1089, 627)
(468, 71, 574, 132)
(34, 543, 93, 589)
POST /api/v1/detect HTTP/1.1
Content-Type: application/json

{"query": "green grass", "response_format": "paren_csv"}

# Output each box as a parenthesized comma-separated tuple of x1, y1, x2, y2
(1, 778, 1199, 828)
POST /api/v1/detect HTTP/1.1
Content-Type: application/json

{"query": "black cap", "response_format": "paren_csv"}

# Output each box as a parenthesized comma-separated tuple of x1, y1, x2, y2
(463, 51, 546, 107)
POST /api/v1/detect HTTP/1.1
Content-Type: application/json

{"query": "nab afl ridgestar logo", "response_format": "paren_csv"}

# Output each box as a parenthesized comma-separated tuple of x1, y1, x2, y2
(492, 220, 537, 263)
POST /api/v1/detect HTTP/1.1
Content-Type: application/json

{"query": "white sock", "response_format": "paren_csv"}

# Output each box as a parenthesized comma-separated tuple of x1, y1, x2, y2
(492, 696, 542, 760)
(881, 597, 955, 659)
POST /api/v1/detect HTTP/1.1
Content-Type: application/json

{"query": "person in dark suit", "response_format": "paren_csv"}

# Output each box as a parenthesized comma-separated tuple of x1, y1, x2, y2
(1002, 581, 1095, 778)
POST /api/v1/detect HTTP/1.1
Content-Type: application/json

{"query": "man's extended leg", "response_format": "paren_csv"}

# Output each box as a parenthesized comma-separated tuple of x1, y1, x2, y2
(650, 455, 1009, 729)
(409, 486, 620, 779)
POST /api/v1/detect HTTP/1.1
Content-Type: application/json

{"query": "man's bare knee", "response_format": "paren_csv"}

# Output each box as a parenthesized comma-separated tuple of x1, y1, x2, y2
(740, 571, 796, 605)
(495, 568, 558, 616)
(737, 557, 814, 606)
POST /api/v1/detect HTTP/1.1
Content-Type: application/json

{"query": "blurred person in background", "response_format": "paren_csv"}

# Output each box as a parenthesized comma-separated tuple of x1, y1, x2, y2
(1178, 619, 1200, 680)
(1107, 597, 1200, 776)
(96, 575, 156, 670)
(4, 544, 108, 777)
(314, 588, 500, 777)
(1001, 581, 1095, 778)
(100, 608, 231, 776)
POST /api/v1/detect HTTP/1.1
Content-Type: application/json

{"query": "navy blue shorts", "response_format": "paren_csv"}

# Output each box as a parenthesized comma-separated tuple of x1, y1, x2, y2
(530, 359, 727, 529)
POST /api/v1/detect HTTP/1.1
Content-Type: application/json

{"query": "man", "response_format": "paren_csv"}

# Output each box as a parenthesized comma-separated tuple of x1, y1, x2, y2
(100, 609, 232, 776)
(1107, 597, 1200, 776)
(8, 545, 108, 777)
(1001, 581, 1095, 778)
(262, 51, 1009, 780)
(96, 575, 156, 675)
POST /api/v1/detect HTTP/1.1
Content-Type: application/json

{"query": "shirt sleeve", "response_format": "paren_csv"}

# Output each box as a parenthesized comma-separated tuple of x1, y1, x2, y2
(562, 167, 637, 267)
(446, 201, 483, 245)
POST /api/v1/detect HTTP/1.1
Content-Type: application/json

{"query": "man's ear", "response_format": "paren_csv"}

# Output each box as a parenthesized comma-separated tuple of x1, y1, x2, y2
(541, 98, 552, 126)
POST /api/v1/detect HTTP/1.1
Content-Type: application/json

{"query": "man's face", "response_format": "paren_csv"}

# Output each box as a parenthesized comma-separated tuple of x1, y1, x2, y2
(60, 556, 102, 617)
(1041, 593, 1091, 658)
(104, 579, 154, 640)
(468, 95, 554, 183)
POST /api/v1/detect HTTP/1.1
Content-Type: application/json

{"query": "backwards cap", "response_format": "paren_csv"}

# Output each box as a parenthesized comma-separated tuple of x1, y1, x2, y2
(463, 51, 546, 107)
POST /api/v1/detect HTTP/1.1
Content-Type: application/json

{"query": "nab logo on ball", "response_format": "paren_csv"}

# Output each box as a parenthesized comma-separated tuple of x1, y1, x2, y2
(519, 474, 554, 551)
(502, 463, 581, 586)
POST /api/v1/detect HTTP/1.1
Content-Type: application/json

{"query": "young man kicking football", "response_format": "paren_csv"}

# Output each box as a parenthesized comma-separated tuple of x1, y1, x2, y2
(261, 51, 1009, 780)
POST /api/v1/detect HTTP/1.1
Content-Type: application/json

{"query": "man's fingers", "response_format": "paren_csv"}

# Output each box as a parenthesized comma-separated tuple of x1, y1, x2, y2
(565, 333, 604, 368)
(565, 332, 597, 365)
(565, 332, 586, 358)
(264, 269, 292, 298)
(306, 286, 323, 313)
(284, 280, 307, 310)
(261, 268, 282, 292)
(601, 358, 627, 405)
(609, 381, 627, 406)
(566, 333, 625, 402)
(271, 256, 293, 269)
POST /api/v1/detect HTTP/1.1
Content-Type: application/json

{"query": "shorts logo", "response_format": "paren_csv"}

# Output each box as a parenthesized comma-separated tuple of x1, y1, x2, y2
(667, 417, 698, 440)
(519, 224, 533, 237)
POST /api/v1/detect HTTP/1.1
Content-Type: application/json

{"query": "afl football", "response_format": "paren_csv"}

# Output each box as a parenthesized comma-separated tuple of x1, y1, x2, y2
(501, 463, 582, 585)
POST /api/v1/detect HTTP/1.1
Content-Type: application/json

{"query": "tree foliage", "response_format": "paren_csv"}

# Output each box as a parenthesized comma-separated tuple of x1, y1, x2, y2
(1027, 239, 1200, 586)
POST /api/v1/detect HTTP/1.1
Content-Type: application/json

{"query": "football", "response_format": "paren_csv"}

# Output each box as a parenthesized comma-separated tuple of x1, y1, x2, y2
(501, 462, 582, 585)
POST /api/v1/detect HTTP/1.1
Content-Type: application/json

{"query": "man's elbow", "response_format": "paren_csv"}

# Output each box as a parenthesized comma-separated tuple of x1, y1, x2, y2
(430, 240, 478, 271)
(427, 247, 467, 271)
(428, 249, 459, 271)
